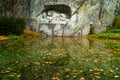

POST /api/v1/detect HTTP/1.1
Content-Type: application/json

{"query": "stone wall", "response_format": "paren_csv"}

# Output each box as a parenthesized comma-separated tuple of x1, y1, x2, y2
(25, 0, 119, 36)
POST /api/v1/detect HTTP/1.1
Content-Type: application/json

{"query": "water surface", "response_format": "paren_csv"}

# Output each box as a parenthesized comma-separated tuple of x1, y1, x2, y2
(0, 37, 120, 80)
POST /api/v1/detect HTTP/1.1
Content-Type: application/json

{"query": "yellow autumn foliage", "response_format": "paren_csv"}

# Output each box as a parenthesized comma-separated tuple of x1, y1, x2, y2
(23, 29, 38, 36)
(0, 36, 9, 40)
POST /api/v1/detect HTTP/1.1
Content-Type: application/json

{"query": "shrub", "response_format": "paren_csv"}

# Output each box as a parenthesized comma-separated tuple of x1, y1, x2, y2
(23, 29, 38, 36)
(112, 14, 120, 29)
(0, 16, 25, 35)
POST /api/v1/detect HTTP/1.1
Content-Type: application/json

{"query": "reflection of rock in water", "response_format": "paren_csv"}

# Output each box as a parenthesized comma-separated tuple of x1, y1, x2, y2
(92, 40, 106, 50)
(39, 30, 48, 39)
(24, 37, 111, 66)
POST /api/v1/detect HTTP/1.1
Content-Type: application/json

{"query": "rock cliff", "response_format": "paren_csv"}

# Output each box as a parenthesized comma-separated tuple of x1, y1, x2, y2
(0, 0, 120, 36)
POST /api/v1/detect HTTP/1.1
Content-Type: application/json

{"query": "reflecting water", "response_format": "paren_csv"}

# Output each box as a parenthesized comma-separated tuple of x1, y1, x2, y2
(0, 37, 120, 80)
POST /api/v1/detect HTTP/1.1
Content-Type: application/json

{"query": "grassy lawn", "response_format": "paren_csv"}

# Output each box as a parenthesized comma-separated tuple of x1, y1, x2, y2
(88, 29, 120, 40)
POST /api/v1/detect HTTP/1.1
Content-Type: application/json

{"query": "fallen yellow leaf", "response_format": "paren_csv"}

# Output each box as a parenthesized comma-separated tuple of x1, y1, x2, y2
(52, 77, 60, 80)
(109, 69, 114, 73)
(34, 62, 40, 65)
(80, 77, 85, 80)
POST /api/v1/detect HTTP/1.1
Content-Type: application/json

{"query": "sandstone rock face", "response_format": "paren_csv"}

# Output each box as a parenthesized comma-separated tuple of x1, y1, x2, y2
(25, 0, 119, 36)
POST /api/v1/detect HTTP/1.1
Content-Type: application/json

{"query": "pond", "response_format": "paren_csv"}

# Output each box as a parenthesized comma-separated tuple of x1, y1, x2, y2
(0, 37, 120, 80)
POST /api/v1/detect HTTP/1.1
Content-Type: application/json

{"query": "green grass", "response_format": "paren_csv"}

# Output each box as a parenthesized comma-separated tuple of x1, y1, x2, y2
(7, 35, 21, 39)
(88, 29, 120, 39)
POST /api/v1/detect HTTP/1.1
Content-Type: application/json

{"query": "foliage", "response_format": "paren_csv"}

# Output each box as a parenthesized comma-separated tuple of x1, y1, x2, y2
(0, 16, 25, 35)
(112, 14, 120, 29)
(0, 36, 9, 40)
(88, 29, 120, 39)
(8, 35, 21, 39)
(23, 29, 39, 37)
(89, 26, 94, 34)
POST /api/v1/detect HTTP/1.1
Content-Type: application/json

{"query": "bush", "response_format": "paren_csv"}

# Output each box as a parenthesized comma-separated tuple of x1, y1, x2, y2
(112, 14, 120, 29)
(0, 16, 25, 35)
